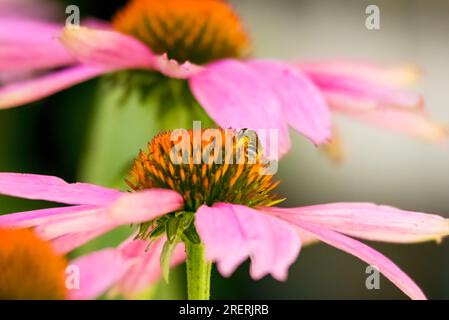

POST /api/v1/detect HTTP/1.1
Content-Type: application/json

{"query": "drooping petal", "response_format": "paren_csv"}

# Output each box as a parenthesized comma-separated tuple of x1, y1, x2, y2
(293, 222, 426, 300)
(35, 189, 183, 240)
(0, 18, 75, 72)
(305, 72, 423, 110)
(112, 237, 185, 297)
(263, 203, 449, 244)
(51, 226, 115, 254)
(248, 60, 332, 145)
(0, 64, 109, 109)
(344, 107, 448, 143)
(0, 205, 96, 228)
(296, 60, 421, 87)
(0, 204, 114, 252)
(195, 203, 301, 281)
(189, 59, 292, 156)
(0, 173, 121, 205)
(68, 236, 185, 299)
(60, 27, 153, 69)
(0, 180, 183, 253)
(107, 189, 184, 225)
(60, 27, 202, 79)
(34, 208, 110, 240)
(68, 248, 128, 300)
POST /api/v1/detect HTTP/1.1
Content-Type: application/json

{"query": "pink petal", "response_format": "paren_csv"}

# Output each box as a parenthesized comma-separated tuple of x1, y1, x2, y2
(296, 60, 421, 87)
(106, 189, 184, 225)
(60, 27, 202, 79)
(35, 189, 183, 239)
(60, 27, 154, 69)
(0, 64, 109, 109)
(195, 203, 301, 281)
(34, 208, 110, 240)
(0, 18, 75, 72)
(0, 173, 121, 205)
(68, 236, 185, 299)
(263, 203, 449, 244)
(112, 237, 185, 297)
(294, 222, 426, 300)
(0, 183, 182, 252)
(154, 53, 203, 79)
(0, 204, 115, 253)
(189, 59, 292, 157)
(51, 226, 115, 254)
(305, 72, 423, 110)
(0, 205, 96, 228)
(68, 248, 128, 300)
(342, 107, 448, 143)
(249, 60, 332, 145)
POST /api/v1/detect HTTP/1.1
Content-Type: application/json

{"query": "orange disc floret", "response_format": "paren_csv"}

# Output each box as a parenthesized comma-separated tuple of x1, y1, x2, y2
(0, 228, 67, 300)
(127, 129, 283, 212)
(113, 0, 251, 64)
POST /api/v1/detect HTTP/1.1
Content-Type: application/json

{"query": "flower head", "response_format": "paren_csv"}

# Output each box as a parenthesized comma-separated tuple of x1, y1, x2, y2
(0, 129, 448, 299)
(0, 228, 67, 299)
(113, 0, 251, 64)
(1, 0, 445, 156)
(127, 129, 281, 211)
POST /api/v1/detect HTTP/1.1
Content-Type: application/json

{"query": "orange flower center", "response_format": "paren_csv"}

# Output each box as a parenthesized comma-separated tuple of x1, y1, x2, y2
(0, 228, 67, 300)
(112, 0, 251, 64)
(127, 129, 282, 213)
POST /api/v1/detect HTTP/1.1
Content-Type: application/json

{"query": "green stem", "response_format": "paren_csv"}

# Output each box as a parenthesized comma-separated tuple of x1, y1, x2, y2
(185, 241, 212, 300)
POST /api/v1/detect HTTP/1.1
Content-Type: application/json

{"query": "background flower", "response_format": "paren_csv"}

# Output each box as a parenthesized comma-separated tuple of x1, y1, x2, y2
(0, 0, 444, 155)
(0, 228, 67, 299)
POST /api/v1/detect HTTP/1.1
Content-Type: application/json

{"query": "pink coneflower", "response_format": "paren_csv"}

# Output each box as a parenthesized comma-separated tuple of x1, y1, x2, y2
(0, 0, 446, 156)
(0, 129, 448, 300)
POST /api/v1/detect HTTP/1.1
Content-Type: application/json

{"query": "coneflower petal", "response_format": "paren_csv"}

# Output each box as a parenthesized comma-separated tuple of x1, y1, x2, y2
(263, 203, 449, 244)
(0, 173, 121, 205)
(195, 203, 301, 281)
(0, 18, 75, 72)
(291, 222, 426, 300)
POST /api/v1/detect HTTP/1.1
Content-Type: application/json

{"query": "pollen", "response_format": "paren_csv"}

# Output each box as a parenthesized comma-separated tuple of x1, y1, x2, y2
(112, 0, 251, 64)
(0, 228, 67, 300)
(126, 129, 282, 212)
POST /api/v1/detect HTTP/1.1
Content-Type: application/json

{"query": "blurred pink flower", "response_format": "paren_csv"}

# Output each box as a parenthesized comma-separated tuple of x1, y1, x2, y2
(0, 0, 446, 157)
(0, 0, 63, 85)
(0, 172, 448, 299)
(0, 0, 61, 20)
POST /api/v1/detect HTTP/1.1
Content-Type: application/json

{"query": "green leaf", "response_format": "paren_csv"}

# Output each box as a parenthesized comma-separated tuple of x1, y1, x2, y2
(160, 237, 180, 283)
(166, 216, 182, 243)
(148, 223, 166, 240)
(183, 224, 201, 245)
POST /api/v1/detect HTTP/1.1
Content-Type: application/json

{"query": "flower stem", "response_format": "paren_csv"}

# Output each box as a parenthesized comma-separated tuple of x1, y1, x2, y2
(185, 241, 212, 300)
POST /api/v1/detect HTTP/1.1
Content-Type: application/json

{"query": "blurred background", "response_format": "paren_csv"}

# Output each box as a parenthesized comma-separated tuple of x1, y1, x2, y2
(1, 0, 449, 299)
